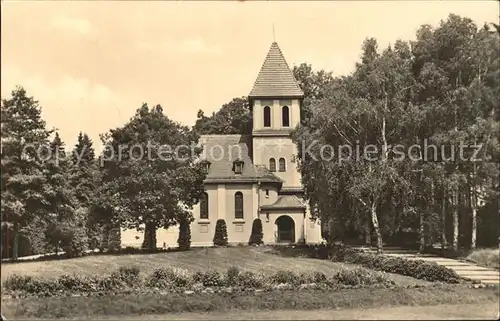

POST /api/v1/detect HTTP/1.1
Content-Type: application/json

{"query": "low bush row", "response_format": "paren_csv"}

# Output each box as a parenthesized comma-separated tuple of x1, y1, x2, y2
(270, 243, 464, 283)
(343, 252, 462, 283)
(3, 265, 397, 297)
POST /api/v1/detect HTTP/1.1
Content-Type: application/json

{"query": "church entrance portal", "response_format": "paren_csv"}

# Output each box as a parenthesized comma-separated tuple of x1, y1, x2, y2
(275, 215, 295, 243)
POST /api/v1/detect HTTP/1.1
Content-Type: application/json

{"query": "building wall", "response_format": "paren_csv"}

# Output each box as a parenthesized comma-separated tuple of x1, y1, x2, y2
(259, 209, 305, 244)
(252, 136, 301, 188)
(252, 99, 302, 189)
(120, 190, 323, 248)
(259, 184, 279, 206)
(253, 99, 301, 130)
(302, 199, 322, 244)
(304, 202, 322, 244)
(223, 184, 257, 244)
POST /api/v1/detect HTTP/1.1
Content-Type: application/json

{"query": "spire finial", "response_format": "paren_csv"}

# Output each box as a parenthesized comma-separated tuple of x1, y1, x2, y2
(272, 23, 276, 42)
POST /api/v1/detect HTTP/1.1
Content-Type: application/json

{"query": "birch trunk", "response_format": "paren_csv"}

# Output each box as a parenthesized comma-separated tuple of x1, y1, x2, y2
(371, 201, 383, 254)
(471, 203, 477, 250)
(419, 210, 425, 253)
(441, 186, 447, 250)
(429, 181, 435, 247)
(419, 174, 425, 253)
(470, 161, 478, 250)
(452, 187, 459, 251)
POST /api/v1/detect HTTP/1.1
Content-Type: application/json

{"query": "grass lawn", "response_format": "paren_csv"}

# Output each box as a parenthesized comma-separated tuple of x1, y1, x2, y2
(2, 286, 498, 319)
(58, 303, 500, 320)
(0, 247, 428, 286)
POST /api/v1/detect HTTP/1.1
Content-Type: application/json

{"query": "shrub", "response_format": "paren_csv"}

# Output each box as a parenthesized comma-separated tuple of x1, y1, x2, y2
(334, 267, 393, 287)
(270, 270, 298, 285)
(345, 252, 462, 283)
(122, 246, 140, 254)
(328, 242, 357, 261)
(97, 275, 125, 292)
(193, 270, 224, 287)
(3, 275, 34, 292)
(249, 218, 263, 245)
(31, 278, 64, 297)
(147, 267, 191, 289)
(312, 271, 327, 283)
(236, 271, 266, 289)
(4, 275, 64, 297)
(296, 272, 315, 285)
(225, 266, 241, 286)
(213, 219, 228, 246)
(57, 274, 97, 293)
(467, 248, 500, 270)
(112, 266, 141, 286)
(61, 207, 90, 258)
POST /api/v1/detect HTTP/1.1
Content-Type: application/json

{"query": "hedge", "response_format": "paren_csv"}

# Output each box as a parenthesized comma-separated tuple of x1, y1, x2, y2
(343, 252, 462, 283)
(270, 244, 465, 284)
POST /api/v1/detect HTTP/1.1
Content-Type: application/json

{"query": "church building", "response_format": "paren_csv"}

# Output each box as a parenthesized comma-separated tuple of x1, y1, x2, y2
(121, 42, 322, 247)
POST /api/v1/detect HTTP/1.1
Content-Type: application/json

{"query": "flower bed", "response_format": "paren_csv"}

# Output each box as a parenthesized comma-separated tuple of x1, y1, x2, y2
(3, 265, 398, 298)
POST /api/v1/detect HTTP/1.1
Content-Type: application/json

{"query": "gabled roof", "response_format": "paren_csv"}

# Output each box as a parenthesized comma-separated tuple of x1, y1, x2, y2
(200, 135, 282, 184)
(254, 165, 283, 184)
(260, 195, 306, 211)
(249, 42, 304, 98)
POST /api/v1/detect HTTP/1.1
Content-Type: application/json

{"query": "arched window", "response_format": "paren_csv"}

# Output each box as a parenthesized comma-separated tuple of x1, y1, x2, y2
(282, 106, 290, 127)
(263, 106, 271, 127)
(279, 158, 286, 172)
(200, 192, 209, 219)
(235, 192, 244, 219)
(269, 158, 276, 172)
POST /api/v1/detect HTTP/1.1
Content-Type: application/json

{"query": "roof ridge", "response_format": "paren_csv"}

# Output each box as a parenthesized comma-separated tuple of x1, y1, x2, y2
(291, 194, 305, 205)
(262, 194, 306, 209)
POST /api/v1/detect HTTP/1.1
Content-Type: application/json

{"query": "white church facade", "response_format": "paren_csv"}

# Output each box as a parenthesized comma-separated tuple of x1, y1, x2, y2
(121, 42, 323, 248)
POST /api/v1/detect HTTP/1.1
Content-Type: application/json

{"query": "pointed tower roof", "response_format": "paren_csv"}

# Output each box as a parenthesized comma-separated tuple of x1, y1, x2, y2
(249, 42, 304, 99)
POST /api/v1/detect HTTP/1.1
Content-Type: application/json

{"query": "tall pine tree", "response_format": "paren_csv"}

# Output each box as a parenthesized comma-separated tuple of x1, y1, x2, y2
(1, 87, 52, 260)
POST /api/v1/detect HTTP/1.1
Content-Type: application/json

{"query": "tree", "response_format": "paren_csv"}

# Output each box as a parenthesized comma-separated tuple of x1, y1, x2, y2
(295, 38, 419, 254)
(177, 215, 191, 251)
(43, 132, 87, 257)
(99, 103, 206, 250)
(293, 13, 499, 254)
(213, 219, 228, 246)
(70, 132, 100, 250)
(292, 63, 335, 126)
(1, 87, 52, 260)
(193, 97, 251, 135)
(249, 218, 263, 245)
(411, 15, 499, 250)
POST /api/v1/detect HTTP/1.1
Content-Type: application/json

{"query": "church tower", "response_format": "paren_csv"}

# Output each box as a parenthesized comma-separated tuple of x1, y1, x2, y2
(249, 42, 304, 191)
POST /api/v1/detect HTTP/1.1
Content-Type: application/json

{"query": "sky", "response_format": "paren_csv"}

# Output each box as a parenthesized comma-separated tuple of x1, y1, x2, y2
(1, 1, 498, 149)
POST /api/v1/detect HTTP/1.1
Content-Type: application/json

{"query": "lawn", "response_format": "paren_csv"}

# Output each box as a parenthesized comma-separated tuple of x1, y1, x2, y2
(2, 286, 498, 319)
(50, 303, 500, 320)
(0, 246, 428, 286)
(3, 247, 499, 320)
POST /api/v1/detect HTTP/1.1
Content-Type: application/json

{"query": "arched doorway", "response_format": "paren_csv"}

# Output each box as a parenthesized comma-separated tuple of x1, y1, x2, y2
(275, 215, 295, 243)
